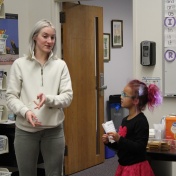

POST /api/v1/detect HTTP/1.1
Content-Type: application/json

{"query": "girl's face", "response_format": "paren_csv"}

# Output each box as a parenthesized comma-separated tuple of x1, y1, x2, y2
(121, 85, 135, 109)
(34, 26, 56, 54)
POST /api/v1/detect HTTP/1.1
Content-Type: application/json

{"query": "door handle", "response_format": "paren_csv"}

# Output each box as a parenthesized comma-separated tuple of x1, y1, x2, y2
(99, 85, 107, 90)
(99, 73, 107, 96)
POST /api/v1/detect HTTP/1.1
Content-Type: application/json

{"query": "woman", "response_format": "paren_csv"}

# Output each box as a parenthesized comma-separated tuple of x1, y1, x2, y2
(6, 19, 73, 176)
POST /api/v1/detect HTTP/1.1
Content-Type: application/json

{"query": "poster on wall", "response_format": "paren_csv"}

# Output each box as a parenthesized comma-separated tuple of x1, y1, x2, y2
(0, 13, 19, 65)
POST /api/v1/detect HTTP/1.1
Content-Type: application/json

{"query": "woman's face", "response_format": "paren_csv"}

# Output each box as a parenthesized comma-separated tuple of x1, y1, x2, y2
(34, 26, 56, 54)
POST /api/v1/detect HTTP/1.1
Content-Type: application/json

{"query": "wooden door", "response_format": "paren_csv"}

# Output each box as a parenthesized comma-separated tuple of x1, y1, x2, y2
(61, 2, 105, 175)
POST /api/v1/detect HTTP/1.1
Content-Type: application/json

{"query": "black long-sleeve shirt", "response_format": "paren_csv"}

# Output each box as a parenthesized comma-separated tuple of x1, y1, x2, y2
(106, 112, 149, 166)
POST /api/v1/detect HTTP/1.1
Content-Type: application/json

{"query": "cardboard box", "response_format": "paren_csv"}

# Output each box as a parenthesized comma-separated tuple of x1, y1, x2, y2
(165, 116, 176, 139)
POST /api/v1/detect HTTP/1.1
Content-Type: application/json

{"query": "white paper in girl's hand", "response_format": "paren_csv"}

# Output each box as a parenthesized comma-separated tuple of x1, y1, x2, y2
(102, 120, 116, 143)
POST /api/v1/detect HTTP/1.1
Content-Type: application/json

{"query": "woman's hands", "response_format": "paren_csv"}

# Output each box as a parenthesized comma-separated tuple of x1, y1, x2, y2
(34, 93, 46, 109)
(26, 93, 46, 127)
(25, 110, 41, 127)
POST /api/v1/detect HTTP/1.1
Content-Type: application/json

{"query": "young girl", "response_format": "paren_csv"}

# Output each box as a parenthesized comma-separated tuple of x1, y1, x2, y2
(102, 79, 162, 176)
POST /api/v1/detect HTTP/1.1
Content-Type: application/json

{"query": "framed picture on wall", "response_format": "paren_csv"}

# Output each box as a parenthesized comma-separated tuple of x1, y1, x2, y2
(103, 33, 110, 62)
(111, 20, 123, 48)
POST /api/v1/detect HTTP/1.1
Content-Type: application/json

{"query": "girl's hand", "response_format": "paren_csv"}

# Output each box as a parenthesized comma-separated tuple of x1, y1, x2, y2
(34, 93, 46, 109)
(107, 132, 120, 142)
(25, 110, 42, 127)
(102, 134, 109, 144)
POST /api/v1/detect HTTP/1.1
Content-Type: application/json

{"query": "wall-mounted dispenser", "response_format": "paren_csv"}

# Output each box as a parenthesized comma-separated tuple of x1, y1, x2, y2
(140, 41, 156, 66)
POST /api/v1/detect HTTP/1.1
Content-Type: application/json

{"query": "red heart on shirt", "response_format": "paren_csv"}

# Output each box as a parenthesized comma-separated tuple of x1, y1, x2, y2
(118, 126, 127, 137)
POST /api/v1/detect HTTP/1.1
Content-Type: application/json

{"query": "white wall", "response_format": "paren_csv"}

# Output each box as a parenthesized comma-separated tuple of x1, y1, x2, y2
(133, 0, 164, 126)
(133, 0, 176, 174)
(133, 0, 176, 128)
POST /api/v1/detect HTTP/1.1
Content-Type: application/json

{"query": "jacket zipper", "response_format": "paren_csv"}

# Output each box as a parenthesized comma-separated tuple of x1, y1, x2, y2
(41, 68, 43, 86)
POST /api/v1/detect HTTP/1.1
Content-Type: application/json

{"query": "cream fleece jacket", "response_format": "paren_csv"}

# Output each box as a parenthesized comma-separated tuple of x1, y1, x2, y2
(6, 54, 73, 132)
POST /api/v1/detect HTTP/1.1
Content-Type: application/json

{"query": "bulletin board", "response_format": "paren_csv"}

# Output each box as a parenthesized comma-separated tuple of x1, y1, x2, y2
(0, 13, 19, 65)
(163, 0, 176, 97)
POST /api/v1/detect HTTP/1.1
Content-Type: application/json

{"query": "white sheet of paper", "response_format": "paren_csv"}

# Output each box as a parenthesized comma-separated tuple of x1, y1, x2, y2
(102, 120, 116, 143)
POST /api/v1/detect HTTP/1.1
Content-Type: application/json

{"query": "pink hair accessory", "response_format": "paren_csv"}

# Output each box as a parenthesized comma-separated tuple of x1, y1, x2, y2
(148, 84, 163, 111)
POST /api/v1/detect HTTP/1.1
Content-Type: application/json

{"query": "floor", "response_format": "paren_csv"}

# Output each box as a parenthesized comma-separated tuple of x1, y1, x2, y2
(68, 155, 118, 176)
(8, 155, 118, 176)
